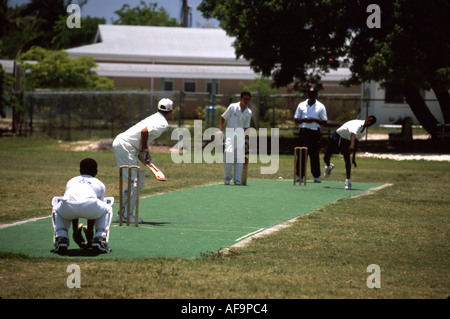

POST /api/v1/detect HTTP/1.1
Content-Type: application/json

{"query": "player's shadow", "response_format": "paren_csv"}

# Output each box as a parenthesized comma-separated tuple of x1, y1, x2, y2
(322, 186, 362, 191)
(66, 249, 102, 257)
(141, 221, 170, 226)
(50, 248, 102, 257)
(112, 221, 171, 226)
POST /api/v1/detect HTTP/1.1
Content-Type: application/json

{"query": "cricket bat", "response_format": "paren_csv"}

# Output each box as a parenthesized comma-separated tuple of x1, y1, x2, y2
(144, 160, 167, 181)
(241, 155, 248, 185)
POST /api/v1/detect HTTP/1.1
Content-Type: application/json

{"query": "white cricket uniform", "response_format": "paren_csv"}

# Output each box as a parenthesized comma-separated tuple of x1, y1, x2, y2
(221, 102, 252, 185)
(52, 175, 112, 240)
(294, 99, 328, 131)
(112, 112, 169, 216)
(336, 120, 367, 141)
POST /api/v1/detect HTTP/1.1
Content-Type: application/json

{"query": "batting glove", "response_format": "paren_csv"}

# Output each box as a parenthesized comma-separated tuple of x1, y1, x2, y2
(138, 149, 150, 163)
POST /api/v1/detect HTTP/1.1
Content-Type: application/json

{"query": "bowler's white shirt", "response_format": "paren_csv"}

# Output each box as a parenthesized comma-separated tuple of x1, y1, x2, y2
(221, 102, 252, 129)
(63, 175, 106, 202)
(118, 112, 169, 150)
(336, 119, 367, 141)
(294, 99, 327, 130)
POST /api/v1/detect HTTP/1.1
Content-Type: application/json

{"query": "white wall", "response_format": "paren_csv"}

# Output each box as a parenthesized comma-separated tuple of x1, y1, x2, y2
(360, 81, 444, 125)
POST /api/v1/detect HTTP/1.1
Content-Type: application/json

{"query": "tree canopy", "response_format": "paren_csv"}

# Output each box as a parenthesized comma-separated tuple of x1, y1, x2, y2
(199, 0, 450, 135)
(0, 0, 97, 58)
(111, 1, 180, 26)
(18, 46, 113, 90)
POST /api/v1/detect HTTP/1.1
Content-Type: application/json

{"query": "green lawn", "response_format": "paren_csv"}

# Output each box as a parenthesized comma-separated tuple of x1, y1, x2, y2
(0, 136, 448, 299)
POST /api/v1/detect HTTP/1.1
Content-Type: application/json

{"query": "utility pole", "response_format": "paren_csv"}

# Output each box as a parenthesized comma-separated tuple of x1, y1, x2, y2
(181, 0, 191, 27)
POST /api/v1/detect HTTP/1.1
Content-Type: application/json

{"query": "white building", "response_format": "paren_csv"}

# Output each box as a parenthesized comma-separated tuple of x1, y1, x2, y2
(361, 81, 444, 125)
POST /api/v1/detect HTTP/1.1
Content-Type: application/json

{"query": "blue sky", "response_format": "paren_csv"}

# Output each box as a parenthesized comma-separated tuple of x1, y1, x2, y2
(9, 0, 218, 27)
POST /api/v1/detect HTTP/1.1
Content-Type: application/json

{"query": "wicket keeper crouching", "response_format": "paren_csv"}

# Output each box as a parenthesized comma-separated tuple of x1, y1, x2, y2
(51, 158, 113, 255)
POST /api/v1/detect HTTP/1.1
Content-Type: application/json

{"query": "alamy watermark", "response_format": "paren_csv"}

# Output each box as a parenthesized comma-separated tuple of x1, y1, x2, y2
(366, 264, 381, 288)
(171, 120, 279, 174)
(66, 4, 81, 29)
(66, 264, 81, 288)
(366, 4, 381, 29)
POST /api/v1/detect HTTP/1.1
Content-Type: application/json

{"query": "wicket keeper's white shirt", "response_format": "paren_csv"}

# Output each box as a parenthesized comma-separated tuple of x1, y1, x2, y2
(294, 99, 327, 130)
(118, 112, 169, 150)
(221, 102, 252, 129)
(336, 120, 367, 141)
(63, 175, 106, 202)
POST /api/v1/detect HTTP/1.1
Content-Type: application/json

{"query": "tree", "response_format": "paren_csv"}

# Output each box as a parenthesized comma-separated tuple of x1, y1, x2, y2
(112, 1, 180, 26)
(52, 15, 106, 49)
(0, 63, 19, 118)
(199, 0, 450, 136)
(345, 1, 450, 135)
(199, 0, 349, 91)
(1, 0, 96, 58)
(18, 46, 113, 90)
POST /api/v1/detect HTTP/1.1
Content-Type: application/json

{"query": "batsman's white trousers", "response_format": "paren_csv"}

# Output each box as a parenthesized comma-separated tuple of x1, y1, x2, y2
(52, 197, 113, 241)
(112, 136, 146, 217)
(223, 135, 245, 185)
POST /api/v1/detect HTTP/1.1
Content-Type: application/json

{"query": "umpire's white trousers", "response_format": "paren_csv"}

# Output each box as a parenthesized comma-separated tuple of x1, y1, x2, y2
(112, 136, 146, 217)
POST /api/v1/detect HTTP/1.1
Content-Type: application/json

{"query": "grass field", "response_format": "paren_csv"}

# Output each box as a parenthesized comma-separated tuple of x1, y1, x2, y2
(0, 136, 448, 300)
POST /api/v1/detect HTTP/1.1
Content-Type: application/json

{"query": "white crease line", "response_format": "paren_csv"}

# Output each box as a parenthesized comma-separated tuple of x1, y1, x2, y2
(0, 215, 51, 229)
(235, 228, 265, 242)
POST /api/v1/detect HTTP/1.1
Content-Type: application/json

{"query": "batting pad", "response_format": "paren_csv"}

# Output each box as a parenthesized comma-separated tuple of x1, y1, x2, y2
(0, 180, 385, 258)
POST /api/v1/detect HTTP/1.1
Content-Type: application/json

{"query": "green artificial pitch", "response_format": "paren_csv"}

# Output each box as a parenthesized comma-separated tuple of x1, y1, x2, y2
(0, 180, 384, 259)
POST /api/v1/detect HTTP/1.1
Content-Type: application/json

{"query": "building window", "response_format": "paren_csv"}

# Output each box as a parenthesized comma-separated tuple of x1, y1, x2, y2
(184, 79, 196, 93)
(206, 79, 219, 94)
(161, 78, 174, 91)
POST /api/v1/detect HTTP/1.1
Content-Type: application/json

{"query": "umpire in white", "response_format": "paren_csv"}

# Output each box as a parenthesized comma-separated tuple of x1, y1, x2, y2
(294, 87, 328, 182)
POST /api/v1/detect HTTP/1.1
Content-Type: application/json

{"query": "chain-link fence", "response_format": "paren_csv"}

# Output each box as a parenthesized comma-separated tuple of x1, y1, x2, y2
(12, 90, 363, 141)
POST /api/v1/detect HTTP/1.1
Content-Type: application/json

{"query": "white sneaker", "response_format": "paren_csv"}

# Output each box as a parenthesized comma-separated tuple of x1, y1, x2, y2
(324, 163, 335, 178)
(345, 179, 352, 190)
(92, 236, 112, 254)
(314, 177, 321, 183)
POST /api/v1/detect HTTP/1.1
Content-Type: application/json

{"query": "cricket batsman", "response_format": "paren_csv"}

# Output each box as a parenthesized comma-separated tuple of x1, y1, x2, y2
(112, 98, 173, 223)
(219, 91, 252, 185)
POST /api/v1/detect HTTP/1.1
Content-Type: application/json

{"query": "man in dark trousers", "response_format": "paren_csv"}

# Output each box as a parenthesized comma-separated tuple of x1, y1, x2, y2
(294, 87, 328, 183)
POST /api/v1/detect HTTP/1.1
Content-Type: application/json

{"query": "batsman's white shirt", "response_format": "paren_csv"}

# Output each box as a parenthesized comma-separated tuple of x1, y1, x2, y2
(116, 112, 169, 150)
(221, 102, 252, 153)
(222, 102, 252, 130)
(336, 120, 367, 141)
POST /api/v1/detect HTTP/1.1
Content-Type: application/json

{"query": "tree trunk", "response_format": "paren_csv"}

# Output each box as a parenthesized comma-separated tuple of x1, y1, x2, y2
(431, 86, 450, 123)
(402, 85, 439, 137)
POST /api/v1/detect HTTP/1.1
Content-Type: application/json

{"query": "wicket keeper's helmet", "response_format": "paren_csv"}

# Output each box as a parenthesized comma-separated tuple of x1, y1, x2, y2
(157, 98, 174, 111)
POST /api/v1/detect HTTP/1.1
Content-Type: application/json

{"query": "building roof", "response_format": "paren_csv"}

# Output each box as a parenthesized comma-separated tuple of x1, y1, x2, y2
(67, 25, 247, 66)
(94, 62, 257, 80)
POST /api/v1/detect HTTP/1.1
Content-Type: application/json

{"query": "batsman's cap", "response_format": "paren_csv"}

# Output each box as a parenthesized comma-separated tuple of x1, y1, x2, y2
(157, 98, 174, 111)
